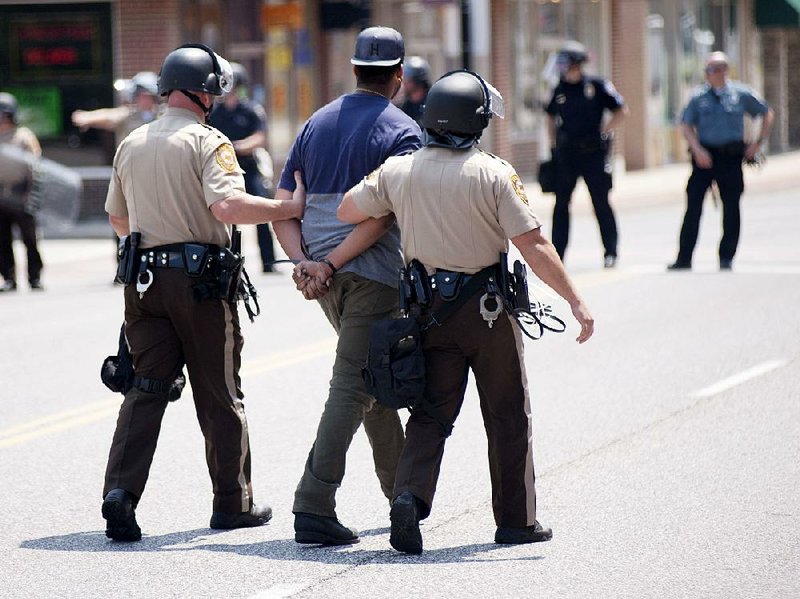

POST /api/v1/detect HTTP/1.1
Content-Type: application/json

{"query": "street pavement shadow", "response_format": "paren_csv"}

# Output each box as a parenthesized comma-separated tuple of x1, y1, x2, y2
(21, 526, 545, 564)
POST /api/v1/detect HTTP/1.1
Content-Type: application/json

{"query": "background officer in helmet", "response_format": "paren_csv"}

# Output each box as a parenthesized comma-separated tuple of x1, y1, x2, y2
(545, 41, 627, 268)
(339, 70, 594, 555)
(101, 44, 305, 542)
(399, 55, 431, 124)
(0, 92, 44, 292)
(72, 71, 162, 147)
(211, 63, 278, 274)
(272, 25, 419, 546)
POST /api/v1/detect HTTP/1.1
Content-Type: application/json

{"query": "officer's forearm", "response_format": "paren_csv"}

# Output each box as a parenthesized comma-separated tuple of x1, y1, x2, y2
(602, 106, 627, 134)
(325, 215, 394, 270)
(210, 193, 301, 225)
(680, 124, 703, 153)
(232, 130, 266, 156)
(512, 228, 584, 309)
(758, 108, 775, 143)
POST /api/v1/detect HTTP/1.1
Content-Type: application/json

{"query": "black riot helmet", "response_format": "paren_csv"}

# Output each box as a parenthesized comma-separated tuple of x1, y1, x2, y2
(419, 70, 504, 137)
(157, 44, 234, 97)
(403, 56, 431, 88)
(0, 92, 18, 123)
(556, 41, 588, 67)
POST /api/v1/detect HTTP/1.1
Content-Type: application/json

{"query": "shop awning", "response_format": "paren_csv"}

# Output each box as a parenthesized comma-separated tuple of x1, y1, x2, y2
(755, 0, 800, 27)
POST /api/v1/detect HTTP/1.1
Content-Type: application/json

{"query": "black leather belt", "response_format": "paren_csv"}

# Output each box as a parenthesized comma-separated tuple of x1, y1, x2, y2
(140, 249, 186, 268)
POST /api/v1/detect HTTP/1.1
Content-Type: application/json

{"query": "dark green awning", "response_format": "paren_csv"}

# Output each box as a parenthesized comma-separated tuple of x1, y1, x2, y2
(755, 0, 800, 27)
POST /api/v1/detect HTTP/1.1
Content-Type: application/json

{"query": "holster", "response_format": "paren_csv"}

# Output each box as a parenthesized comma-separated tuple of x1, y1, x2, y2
(115, 232, 141, 285)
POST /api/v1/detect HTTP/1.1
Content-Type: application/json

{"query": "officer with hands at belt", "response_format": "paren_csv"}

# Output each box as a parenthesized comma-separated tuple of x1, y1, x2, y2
(668, 51, 774, 271)
(102, 44, 305, 542)
(545, 41, 627, 268)
(339, 70, 594, 554)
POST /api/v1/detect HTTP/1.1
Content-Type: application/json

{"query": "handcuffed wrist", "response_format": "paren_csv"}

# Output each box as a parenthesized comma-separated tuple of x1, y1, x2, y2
(319, 258, 337, 274)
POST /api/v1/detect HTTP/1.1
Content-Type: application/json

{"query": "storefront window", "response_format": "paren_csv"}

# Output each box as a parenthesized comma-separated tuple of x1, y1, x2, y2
(509, 0, 609, 143)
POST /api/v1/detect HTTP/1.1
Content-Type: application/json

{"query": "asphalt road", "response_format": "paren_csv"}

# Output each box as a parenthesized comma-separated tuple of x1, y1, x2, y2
(0, 185, 798, 598)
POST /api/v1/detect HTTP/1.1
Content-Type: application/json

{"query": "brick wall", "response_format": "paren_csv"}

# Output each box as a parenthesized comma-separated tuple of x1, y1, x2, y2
(490, 0, 513, 163)
(611, 0, 648, 170)
(116, 0, 181, 77)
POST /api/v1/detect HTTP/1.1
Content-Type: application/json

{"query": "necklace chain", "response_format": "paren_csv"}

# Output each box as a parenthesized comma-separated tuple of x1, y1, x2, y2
(355, 88, 387, 98)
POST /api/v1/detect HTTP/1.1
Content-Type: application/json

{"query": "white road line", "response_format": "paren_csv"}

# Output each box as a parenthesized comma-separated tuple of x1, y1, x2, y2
(689, 359, 789, 398)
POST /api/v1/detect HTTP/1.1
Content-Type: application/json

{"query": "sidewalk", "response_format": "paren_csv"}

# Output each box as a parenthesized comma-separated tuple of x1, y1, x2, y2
(530, 148, 799, 216)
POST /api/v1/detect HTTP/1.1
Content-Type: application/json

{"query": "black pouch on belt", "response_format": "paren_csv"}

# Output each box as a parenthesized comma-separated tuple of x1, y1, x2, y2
(181, 243, 210, 276)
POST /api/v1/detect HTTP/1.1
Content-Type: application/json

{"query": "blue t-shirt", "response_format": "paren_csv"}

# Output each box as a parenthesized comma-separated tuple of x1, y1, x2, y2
(681, 82, 769, 147)
(279, 92, 421, 287)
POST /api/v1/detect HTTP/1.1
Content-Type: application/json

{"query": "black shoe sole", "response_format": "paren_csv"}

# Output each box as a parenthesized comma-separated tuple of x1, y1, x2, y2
(390, 500, 422, 555)
(294, 530, 359, 546)
(495, 528, 553, 544)
(210, 512, 273, 530)
(102, 499, 141, 542)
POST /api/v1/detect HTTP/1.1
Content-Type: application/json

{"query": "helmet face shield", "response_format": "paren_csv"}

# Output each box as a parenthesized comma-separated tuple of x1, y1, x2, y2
(483, 79, 505, 119)
(215, 54, 234, 95)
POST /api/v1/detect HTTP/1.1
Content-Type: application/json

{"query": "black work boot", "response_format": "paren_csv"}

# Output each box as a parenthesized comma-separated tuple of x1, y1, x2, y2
(294, 512, 359, 545)
(389, 491, 423, 555)
(210, 504, 272, 529)
(102, 488, 142, 542)
(495, 520, 553, 544)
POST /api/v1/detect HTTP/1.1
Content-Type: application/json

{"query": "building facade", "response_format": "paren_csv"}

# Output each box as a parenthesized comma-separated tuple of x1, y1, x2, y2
(2, 0, 797, 177)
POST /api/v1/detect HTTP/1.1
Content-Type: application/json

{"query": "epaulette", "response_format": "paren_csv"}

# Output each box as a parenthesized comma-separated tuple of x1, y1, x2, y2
(480, 150, 512, 168)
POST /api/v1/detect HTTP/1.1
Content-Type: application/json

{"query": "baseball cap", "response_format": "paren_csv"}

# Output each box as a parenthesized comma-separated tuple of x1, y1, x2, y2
(351, 26, 405, 67)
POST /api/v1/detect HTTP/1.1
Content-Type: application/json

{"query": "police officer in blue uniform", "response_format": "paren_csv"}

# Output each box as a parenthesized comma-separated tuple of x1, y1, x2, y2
(668, 52, 774, 271)
(545, 41, 627, 268)
(210, 63, 277, 272)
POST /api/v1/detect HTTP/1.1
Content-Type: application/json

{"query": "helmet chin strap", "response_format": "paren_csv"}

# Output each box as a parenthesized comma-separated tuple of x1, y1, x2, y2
(181, 90, 212, 123)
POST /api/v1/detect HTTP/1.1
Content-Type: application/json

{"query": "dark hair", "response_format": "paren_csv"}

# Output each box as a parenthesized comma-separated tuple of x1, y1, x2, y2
(355, 64, 401, 86)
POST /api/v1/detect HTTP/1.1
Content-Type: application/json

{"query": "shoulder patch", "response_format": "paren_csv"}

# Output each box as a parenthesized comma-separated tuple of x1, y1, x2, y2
(215, 143, 238, 173)
(510, 174, 529, 206)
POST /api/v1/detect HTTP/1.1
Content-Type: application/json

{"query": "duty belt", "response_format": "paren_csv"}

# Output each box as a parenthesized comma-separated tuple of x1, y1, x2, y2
(137, 243, 215, 276)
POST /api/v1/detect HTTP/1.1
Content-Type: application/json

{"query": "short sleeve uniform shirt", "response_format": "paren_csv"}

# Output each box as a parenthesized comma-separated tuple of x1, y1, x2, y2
(105, 106, 246, 249)
(349, 146, 542, 274)
(681, 82, 770, 147)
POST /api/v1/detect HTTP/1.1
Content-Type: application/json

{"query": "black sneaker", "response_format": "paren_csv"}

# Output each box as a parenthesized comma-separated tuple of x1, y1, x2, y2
(719, 259, 733, 271)
(389, 491, 423, 555)
(603, 255, 617, 269)
(0, 280, 17, 293)
(667, 261, 691, 271)
(29, 280, 44, 291)
(495, 521, 553, 544)
(294, 512, 359, 545)
(102, 488, 142, 542)
(210, 504, 272, 529)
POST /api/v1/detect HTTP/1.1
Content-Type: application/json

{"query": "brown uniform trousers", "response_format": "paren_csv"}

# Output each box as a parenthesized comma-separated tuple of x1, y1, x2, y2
(393, 290, 538, 528)
(104, 268, 253, 514)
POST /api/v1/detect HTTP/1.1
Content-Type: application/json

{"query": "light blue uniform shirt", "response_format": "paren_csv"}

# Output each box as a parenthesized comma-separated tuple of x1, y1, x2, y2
(681, 82, 769, 147)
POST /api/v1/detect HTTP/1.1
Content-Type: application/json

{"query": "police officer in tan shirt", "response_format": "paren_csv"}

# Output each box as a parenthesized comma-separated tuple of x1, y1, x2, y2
(102, 44, 304, 541)
(339, 71, 593, 554)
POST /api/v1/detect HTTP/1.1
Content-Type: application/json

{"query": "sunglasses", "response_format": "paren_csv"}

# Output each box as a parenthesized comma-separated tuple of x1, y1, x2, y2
(705, 65, 727, 74)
